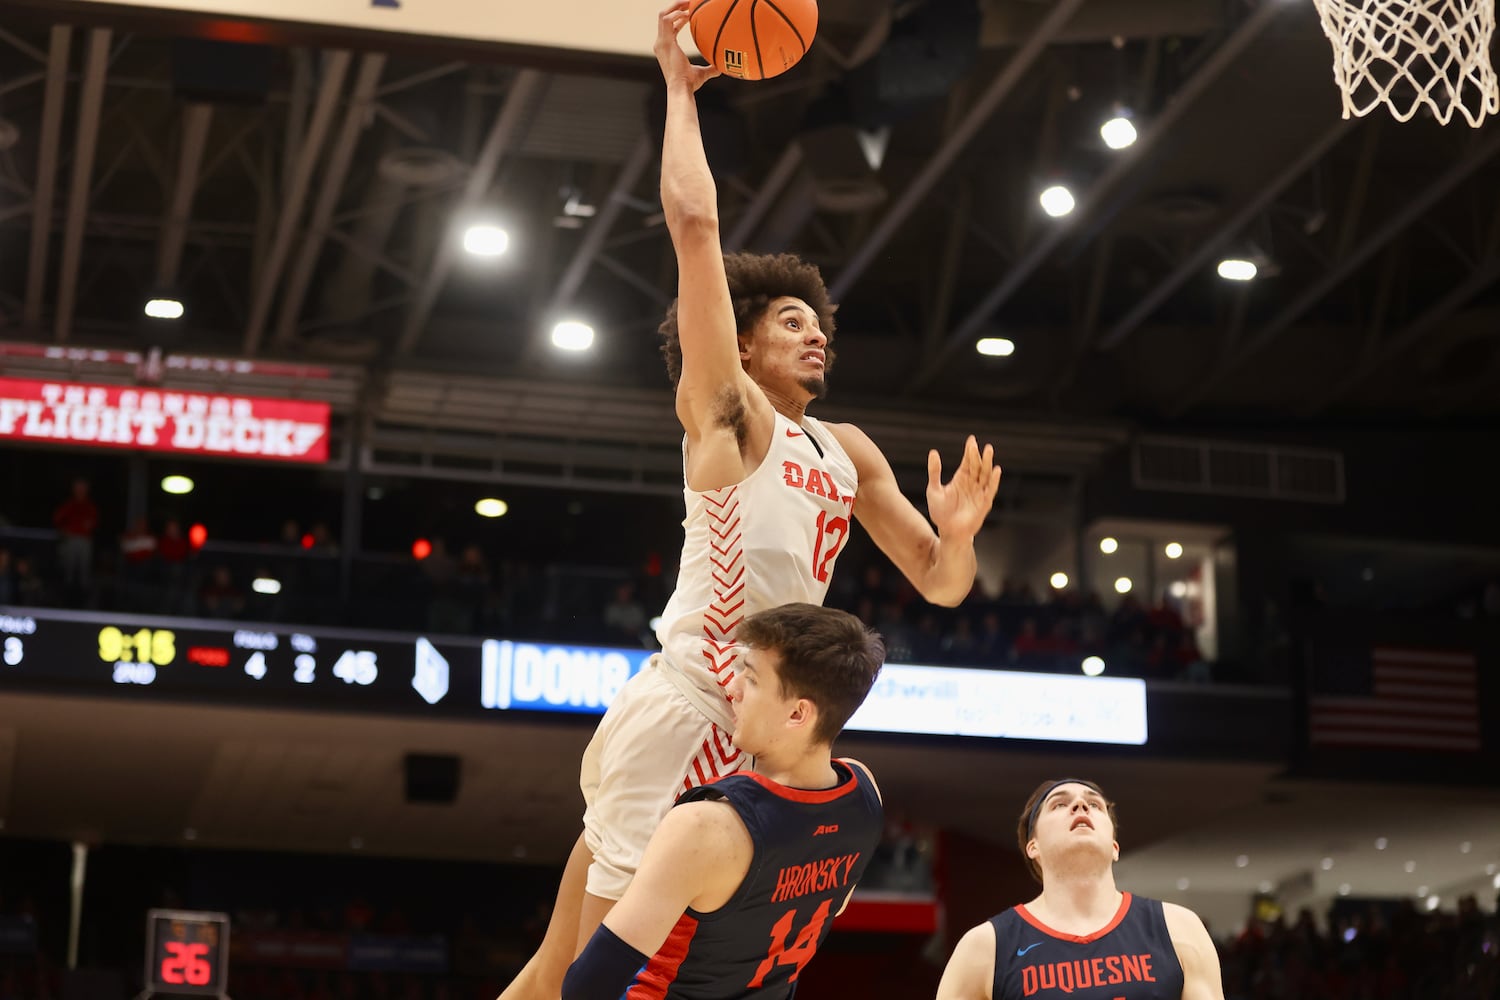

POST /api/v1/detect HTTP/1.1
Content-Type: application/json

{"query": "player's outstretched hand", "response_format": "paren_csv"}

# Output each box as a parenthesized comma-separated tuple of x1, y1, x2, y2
(655, 1, 720, 93)
(926, 435, 1001, 541)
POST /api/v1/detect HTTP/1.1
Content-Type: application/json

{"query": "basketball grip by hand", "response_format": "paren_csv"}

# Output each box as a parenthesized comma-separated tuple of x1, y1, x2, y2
(656, 2, 720, 93)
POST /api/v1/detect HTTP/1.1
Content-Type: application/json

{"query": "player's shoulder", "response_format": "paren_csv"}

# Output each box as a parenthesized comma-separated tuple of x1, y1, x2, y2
(836, 756, 883, 803)
(663, 796, 753, 854)
(1159, 900, 1212, 940)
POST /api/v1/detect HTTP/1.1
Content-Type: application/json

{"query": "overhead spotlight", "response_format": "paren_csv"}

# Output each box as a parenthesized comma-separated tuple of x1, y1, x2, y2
(1039, 184, 1076, 218)
(1114, 576, 1133, 594)
(1169, 581, 1188, 599)
(1217, 258, 1257, 281)
(1081, 656, 1106, 677)
(251, 576, 282, 595)
(1100, 114, 1138, 150)
(976, 337, 1015, 357)
(1099, 536, 1119, 554)
(1236, 855, 1250, 869)
(1175, 877, 1190, 891)
(1258, 880, 1274, 893)
(552, 320, 595, 352)
(475, 498, 509, 518)
(1338, 883, 1351, 896)
(161, 475, 194, 495)
(144, 297, 184, 319)
(1425, 895, 1440, 911)
(462, 223, 509, 257)
(1375, 837, 1388, 850)
(1049, 572, 1069, 590)
(1164, 541, 1183, 559)
(1320, 857, 1334, 871)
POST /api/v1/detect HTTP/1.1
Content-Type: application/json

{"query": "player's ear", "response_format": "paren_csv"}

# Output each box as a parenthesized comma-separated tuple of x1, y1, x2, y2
(788, 697, 815, 728)
(1112, 840, 1120, 861)
(737, 329, 753, 361)
(1027, 839, 1039, 860)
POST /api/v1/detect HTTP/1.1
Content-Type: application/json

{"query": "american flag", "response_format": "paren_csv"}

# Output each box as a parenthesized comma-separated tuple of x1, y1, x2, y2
(1308, 646, 1480, 752)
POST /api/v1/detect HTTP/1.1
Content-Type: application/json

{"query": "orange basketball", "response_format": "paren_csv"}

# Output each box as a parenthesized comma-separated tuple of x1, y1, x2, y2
(689, 0, 818, 81)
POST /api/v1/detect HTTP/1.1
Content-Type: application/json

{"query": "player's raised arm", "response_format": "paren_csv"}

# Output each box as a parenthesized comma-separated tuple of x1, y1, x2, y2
(653, 2, 742, 440)
(830, 426, 1000, 607)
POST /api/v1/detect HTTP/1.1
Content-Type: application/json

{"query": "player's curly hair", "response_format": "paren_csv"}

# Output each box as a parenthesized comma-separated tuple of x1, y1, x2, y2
(659, 252, 838, 388)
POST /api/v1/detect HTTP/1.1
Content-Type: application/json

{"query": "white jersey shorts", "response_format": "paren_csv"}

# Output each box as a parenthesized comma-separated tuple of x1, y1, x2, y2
(580, 655, 746, 900)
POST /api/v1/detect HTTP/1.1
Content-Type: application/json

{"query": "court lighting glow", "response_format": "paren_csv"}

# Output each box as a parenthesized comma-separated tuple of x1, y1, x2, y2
(160, 475, 194, 495)
(1039, 184, 1076, 218)
(475, 498, 509, 518)
(251, 577, 282, 595)
(551, 320, 595, 351)
(1175, 877, 1190, 891)
(1164, 541, 1184, 559)
(1375, 837, 1388, 850)
(1338, 883, 1351, 896)
(1114, 576, 1133, 594)
(1169, 581, 1188, 599)
(1100, 115, 1138, 149)
(1425, 895, 1440, 911)
(648, 616, 663, 632)
(1217, 258, 1258, 281)
(1321, 857, 1335, 871)
(144, 297, 184, 319)
(1236, 855, 1250, 868)
(976, 337, 1016, 357)
(1258, 880, 1274, 893)
(1099, 536, 1119, 554)
(462, 223, 509, 256)
(1049, 572, 1070, 590)
(1081, 656, 1106, 677)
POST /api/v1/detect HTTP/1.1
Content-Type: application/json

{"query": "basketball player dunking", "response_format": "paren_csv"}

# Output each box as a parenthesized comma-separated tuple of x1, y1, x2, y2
(496, 5, 1000, 999)
(936, 780, 1225, 1000)
(561, 604, 886, 1000)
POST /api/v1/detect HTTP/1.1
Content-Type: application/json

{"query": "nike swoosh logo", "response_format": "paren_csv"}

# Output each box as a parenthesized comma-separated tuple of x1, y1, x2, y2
(785, 428, 804, 438)
(1017, 943, 1043, 957)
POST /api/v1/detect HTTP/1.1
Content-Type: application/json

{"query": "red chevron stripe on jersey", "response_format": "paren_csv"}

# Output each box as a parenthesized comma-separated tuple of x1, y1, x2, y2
(626, 912, 700, 1000)
(681, 724, 744, 792)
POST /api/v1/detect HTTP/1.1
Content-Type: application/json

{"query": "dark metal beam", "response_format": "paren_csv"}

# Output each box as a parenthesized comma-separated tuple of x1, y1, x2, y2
(155, 102, 213, 287)
(547, 133, 653, 314)
(241, 50, 352, 356)
(1171, 126, 1500, 415)
(273, 53, 387, 347)
(1096, 120, 1355, 353)
(23, 26, 71, 332)
(394, 69, 545, 357)
(827, 0, 1087, 302)
(911, 0, 1284, 389)
(53, 28, 111, 344)
(723, 143, 802, 251)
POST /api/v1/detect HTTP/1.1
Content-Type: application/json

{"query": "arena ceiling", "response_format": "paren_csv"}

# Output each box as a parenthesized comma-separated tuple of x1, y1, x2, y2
(1, 0, 1498, 472)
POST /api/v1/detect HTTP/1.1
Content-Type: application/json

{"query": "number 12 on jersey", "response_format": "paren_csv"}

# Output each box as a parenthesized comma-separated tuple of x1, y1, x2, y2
(811, 512, 849, 583)
(747, 899, 832, 987)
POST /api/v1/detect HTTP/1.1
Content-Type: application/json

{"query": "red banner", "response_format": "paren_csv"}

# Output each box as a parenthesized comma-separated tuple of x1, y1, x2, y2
(0, 377, 330, 463)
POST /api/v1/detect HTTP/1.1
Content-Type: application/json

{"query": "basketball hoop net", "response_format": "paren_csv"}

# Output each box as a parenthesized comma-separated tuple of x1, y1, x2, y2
(1311, 0, 1500, 127)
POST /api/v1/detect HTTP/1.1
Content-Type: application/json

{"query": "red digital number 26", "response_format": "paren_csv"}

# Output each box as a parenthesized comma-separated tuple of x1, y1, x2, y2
(811, 511, 849, 583)
(161, 942, 212, 986)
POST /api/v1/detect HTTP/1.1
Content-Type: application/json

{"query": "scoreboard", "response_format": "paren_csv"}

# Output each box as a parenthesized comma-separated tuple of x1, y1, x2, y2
(0, 607, 1149, 745)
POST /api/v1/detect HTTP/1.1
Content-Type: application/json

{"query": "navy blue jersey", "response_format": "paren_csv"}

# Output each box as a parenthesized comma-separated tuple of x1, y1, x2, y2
(990, 893, 1185, 1000)
(623, 759, 882, 1000)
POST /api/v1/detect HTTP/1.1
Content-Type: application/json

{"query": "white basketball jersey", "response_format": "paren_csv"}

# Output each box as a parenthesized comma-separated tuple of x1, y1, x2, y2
(656, 411, 859, 728)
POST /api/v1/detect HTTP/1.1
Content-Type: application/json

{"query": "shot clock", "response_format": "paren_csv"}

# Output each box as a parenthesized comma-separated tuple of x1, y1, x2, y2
(144, 909, 229, 997)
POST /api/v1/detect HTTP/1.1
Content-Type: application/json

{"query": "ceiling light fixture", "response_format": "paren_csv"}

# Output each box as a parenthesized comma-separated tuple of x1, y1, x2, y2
(1081, 656, 1106, 677)
(551, 320, 595, 351)
(144, 297, 184, 319)
(161, 475, 194, 495)
(1100, 114, 1138, 150)
(1050, 572, 1069, 590)
(1114, 576, 1133, 595)
(462, 223, 509, 256)
(976, 337, 1016, 357)
(1164, 541, 1184, 559)
(1099, 536, 1119, 554)
(475, 498, 509, 518)
(1217, 258, 1257, 281)
(1039, 184, 1076, 218)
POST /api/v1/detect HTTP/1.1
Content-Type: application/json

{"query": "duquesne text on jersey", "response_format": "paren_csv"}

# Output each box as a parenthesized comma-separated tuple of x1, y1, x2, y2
(1021, 953, 1160, 996)
(768, 851, 861, 904)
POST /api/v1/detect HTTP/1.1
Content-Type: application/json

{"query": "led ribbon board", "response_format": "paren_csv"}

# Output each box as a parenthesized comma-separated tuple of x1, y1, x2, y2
(0, 611, 1146, 746)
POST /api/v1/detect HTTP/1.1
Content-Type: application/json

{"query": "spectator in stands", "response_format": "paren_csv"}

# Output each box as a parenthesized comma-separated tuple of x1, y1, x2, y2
(198, 565, 245, 619)
(11, 557, 45, 606)
(602, 581, 647, 646)
(157, 518, 191, 613)
(119, 515, 158, 605)
(52, 477, 98, 599)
